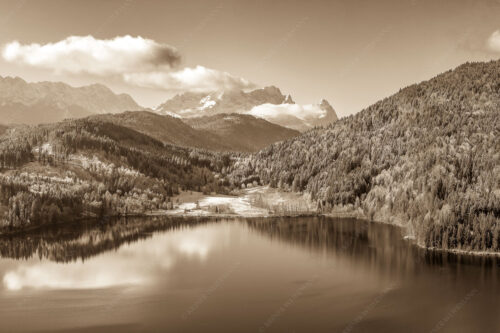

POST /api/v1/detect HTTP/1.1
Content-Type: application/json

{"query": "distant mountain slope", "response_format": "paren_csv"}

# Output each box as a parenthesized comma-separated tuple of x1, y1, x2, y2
(231, 60, 500, 252)
(156, 86, 290, 116)
(0, 100, 93, 125)
(155, 86, 337, 131)
(89, 111, 233, 152)
(184, 113, 300, 152)
(0, 76, 142, 124)
(90, 111, 300, 153)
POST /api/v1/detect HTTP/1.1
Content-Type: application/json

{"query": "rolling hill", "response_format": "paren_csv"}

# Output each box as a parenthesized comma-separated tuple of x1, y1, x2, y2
(89, 111, 300, 152)
(184, 113, 300, 152)
(89, 111, 232, 152)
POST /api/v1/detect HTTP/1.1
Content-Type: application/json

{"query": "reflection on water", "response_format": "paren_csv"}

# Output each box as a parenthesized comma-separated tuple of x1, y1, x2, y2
(247, 217, 500, 277)
(0, 217, 229, 291)
(0, 217, 214, 263)
(0, 216, 498, 333)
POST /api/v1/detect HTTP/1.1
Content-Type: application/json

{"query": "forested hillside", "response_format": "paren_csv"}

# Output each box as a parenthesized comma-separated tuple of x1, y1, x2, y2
(231, 60, 500, 252)
(89, 111, 234, 151)
(0, 118, 231, 230)
(184, 113, 300, 152)
(90, 111, 299, 153)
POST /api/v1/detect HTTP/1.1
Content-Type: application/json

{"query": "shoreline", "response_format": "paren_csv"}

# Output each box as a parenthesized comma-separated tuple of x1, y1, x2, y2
(3, 211, 499, 258)
(1, 187, 499, 258)
(323, 211, 500, 258)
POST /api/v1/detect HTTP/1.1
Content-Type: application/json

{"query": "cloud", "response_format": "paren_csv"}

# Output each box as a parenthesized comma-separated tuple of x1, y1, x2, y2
(2, 35, 181, 76)
(2, 35, 254, 93)
(487, 30, 500, 52)
(124, 65, 254, 92)
(247, 101, 338, 131)
(247, 103, 327, 121)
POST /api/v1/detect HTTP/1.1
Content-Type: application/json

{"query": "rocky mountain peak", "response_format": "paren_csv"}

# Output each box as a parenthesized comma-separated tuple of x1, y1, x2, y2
(318, 99, 338, 123)
(284, 94, 295, 104)
(319, 99, 332, 109)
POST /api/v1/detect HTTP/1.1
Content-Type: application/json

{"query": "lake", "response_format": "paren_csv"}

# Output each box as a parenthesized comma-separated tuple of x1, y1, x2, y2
(0, 216, 498, 332)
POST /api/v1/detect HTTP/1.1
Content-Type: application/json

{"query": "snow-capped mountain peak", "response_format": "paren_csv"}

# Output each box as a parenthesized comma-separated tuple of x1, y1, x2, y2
(155, 86, 338, 131)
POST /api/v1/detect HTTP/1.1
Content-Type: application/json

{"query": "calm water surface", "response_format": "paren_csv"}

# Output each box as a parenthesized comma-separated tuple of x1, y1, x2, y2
(0, 216, 498, 333)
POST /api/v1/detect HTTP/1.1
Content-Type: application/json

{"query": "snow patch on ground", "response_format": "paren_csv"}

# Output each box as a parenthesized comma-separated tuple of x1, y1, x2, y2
(200, 196, 268, 216)
(167, 186, 315, 217)
(168, 194, 268, 217)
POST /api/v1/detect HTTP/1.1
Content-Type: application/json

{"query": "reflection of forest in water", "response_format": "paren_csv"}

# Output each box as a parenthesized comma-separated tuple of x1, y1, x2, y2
(0, 216, 498, 275)
(246, 217, 500, 276)
(0, 216, 214, 263)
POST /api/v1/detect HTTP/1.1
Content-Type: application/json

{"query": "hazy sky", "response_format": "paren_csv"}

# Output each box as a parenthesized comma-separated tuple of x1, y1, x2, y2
(0, 0, 499, 117)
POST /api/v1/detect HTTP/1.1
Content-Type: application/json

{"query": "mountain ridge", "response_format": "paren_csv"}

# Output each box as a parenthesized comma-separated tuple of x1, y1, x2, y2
(184, 113, 300, 152)
(155, 85, 338, 131)
(156, 85, 289, 116)
(88, 111, 299, 153)
(0, 76, 143, 124)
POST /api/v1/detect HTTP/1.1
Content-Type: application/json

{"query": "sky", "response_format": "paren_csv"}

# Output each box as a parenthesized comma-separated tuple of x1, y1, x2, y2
(0, 0, 499, 117)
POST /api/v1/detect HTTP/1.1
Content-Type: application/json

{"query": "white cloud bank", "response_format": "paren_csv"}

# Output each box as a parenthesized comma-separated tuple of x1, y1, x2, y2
(2, 35, 180, 76)
(248, 103, 327, 121)
(124, 65, 254, 93)
(2, 35, 253, 93)
(487, 30, 500, 52)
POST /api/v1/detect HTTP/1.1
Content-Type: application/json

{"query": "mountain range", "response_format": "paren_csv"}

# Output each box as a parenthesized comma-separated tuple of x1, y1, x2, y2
(155, 86, 338, 131)
(0, 76, 336, 134)
(0, 76, 142, 124)
(0, 76, 301, 151)
(156, 86, 291, 116)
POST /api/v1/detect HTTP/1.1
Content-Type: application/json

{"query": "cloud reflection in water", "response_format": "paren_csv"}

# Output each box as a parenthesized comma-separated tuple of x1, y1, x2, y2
(2, 224, 227, 291)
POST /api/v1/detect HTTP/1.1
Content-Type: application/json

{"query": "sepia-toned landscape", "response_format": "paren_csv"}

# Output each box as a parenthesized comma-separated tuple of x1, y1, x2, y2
(0, 1, 498, 332)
